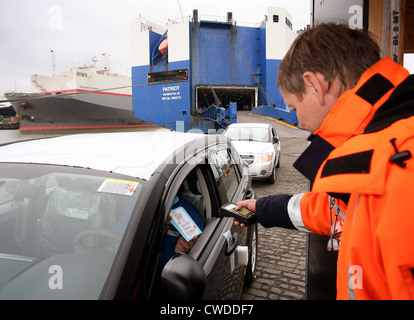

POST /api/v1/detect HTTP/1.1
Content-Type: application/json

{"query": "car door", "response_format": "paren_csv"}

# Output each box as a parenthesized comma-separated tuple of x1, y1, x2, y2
(155, 144, 252, 299)
(195, 144, 252, 299)
(144, 140, 254, 300)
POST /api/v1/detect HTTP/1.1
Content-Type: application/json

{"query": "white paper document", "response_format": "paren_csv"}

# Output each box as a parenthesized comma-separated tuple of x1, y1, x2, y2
(170, 206, 202, 242)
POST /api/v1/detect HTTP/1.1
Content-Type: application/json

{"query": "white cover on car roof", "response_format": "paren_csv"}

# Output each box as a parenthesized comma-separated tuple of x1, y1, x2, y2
(0, 131, 205, 180)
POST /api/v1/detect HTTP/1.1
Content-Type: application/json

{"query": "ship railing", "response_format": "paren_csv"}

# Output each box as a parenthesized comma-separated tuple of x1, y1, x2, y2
(197, 102, 237, 129)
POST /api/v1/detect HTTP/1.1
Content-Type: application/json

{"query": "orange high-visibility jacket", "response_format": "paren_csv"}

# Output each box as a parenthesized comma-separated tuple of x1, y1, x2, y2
(303, 59, 414, 299)
(296, 58, 409, 236)
(257, 58, 408, 233)
(313, 114, 414, 299)
(313, 77, 414, 299)
(255, 58, 413, 299)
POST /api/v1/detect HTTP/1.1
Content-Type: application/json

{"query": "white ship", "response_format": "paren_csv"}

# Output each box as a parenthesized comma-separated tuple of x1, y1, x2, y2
(5, 55, 149, 128)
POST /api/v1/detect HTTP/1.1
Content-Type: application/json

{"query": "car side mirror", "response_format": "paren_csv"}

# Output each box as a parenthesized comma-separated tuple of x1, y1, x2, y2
(273, 137, 279, 144)
(161, 253, 207, 300)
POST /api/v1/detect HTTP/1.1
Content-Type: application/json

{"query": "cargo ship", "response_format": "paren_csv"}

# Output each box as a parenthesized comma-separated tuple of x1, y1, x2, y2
(4, 57, 151, 129)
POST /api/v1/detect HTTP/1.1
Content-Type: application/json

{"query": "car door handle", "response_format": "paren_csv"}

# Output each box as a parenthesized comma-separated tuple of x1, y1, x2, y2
(224, 232, 239, 256)
(245, 188, 253, 199)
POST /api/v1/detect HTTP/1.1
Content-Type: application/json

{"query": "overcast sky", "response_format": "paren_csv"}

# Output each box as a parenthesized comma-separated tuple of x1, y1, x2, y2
(1, 0, 413, 96)
(0, 0, 311, 95)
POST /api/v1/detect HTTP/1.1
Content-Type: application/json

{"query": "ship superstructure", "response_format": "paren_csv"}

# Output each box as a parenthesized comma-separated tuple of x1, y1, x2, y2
(130, 7, 298, 132)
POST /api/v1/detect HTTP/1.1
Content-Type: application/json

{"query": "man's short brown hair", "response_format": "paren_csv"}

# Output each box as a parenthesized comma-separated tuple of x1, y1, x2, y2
(277, 23, 381, 99)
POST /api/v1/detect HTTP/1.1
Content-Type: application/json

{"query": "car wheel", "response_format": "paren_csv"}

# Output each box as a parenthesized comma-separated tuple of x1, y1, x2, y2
(244, 223, 258, 286)
(266, 165, 276, 184)
(276, 154, 280, 168)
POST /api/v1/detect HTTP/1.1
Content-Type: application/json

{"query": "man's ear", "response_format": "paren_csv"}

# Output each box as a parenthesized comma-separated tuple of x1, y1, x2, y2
(303, 72, 328, 106)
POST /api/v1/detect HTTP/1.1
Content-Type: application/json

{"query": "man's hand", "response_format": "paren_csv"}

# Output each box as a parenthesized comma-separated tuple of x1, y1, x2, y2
(232, 199, 258, 227)
(175, 235, 198, 253)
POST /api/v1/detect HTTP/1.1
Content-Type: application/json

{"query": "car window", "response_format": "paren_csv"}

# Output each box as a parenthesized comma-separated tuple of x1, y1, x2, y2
(228, 145, 243, 181)
(0, 163, 142, 299)
(209, 148, 239, 203)
(159, 168, 206, 266)
(156, 150, 246, 299)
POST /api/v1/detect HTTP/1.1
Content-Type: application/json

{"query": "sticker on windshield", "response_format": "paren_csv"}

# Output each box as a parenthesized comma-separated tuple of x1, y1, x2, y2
(98, 179, 139, 196)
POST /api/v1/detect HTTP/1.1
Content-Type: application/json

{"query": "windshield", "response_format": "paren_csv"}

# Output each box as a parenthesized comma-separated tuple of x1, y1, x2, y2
(224, 127, 271, 143)
(0, 163, 142, 299)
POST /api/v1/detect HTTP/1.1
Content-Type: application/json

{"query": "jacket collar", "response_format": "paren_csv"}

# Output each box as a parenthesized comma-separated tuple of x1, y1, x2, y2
(313, 57, 409, 146)
(313, 118, 414, 196)
(365, 74, 414, 133)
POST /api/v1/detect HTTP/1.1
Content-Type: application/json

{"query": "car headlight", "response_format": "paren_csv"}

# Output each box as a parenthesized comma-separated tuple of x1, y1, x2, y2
(258, 152, 274, 162)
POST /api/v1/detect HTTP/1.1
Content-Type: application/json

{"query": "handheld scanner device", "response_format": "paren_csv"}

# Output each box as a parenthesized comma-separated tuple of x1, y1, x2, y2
(220, 202, 257, 226)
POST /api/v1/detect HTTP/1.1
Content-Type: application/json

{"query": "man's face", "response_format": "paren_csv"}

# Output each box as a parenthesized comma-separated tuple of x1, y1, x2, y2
(281, 86, 332, 133)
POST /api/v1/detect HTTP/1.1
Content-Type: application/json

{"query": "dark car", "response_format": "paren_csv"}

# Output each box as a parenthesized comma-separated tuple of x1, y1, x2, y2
(0, 131, 257, 300)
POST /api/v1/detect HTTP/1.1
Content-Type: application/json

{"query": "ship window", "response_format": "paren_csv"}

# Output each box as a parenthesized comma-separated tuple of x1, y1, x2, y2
(147, 69, 188, 83)
(273, 15, 279, 23)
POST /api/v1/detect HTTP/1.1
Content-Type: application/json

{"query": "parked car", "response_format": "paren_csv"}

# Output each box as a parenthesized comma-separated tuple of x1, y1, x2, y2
(0, 104, 19, 129)
(223, 123, 281, 183)
(0, 131, 256, 300)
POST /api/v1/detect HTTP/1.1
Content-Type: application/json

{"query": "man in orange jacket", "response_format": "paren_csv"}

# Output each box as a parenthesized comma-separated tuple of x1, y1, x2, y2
(236, 23, 414, 299)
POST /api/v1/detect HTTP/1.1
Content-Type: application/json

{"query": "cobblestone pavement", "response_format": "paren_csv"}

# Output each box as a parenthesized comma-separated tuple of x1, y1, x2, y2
(236, 111, 311, 300)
